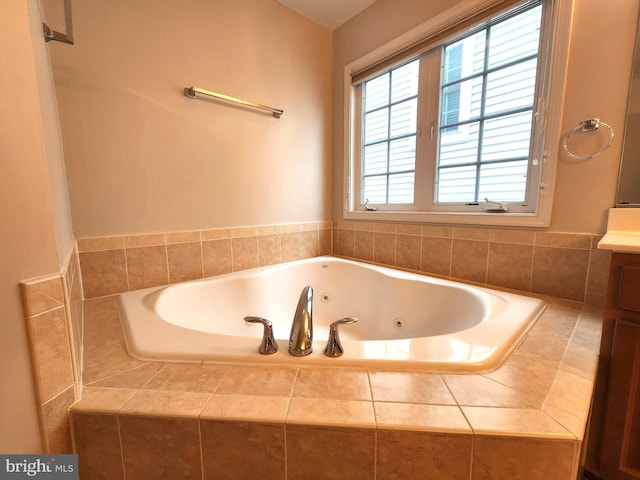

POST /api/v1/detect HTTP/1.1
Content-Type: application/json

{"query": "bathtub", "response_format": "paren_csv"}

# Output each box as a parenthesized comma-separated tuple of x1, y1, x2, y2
(117, 256, 546, 372)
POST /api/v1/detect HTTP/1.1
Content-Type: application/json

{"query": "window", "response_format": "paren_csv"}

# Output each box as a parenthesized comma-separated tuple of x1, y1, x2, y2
(344, 0, 572, 227)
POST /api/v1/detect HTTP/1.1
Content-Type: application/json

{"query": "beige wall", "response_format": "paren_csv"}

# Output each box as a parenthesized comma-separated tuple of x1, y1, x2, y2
(332, 0, 640, 234)
(0, 0, 72, 453)
(48, 0, 333, 238)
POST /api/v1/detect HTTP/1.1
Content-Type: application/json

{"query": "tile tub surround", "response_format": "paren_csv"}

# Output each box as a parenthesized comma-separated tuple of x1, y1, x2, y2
(77, 222, 611, 306)
(70, 294, 602, 479)
(20, 245, 83, 453)
(77, 222, 332, 299)
(334, 223, 612, 306)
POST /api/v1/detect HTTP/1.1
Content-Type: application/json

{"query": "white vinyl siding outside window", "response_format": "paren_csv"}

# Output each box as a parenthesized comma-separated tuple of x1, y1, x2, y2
(436, 5, 541, 204)
(344, 0, 572, 227)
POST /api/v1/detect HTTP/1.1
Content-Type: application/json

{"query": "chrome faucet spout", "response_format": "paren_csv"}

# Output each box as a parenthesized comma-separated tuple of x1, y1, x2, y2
(289, 286, 313, 356)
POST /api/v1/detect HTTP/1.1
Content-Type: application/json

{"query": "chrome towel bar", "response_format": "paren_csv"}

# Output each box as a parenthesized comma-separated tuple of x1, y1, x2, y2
(184, 86, 283, 118)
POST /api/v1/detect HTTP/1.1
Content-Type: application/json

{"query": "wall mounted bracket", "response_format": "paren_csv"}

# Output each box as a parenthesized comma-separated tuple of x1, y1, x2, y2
(43, 0, 74, 45)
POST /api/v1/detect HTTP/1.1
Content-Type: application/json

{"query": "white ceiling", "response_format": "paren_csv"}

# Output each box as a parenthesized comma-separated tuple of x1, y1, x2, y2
(277, 0, 378, 30)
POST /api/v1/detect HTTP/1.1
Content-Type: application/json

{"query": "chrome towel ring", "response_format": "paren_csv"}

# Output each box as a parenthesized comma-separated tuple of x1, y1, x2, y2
(562, 118, 614, 160)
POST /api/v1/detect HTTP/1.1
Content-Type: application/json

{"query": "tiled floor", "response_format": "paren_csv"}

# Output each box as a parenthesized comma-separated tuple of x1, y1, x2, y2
(71, 294, 603, 479)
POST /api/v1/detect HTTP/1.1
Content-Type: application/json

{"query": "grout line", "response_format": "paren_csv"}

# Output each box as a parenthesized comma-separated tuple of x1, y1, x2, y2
(583, 248, 593, 304)
(197, 417, 205, 480)
(116, 415, 127, 480)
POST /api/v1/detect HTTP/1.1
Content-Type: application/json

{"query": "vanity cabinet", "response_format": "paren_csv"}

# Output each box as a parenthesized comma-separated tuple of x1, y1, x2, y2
(588, 253, 640, 480)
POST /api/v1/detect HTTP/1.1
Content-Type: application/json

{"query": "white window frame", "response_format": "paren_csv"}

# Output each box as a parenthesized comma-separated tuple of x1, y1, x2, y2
(342, 0, 573, 227)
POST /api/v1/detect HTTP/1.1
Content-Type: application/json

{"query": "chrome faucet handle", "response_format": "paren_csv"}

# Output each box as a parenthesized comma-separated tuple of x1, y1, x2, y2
(323, 317, 359, 357)
(244, 316, 279, 355)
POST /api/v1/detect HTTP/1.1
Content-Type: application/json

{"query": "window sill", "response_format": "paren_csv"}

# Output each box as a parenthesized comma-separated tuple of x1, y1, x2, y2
(343, 209, 551, 228)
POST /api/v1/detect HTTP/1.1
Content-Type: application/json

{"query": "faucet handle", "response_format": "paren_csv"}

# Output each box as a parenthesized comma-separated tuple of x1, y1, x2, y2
(323, 317, 359, 358)
(244, 316, 279, 355)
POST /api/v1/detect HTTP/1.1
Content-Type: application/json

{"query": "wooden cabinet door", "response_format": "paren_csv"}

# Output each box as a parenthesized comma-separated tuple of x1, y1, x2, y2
(600, 320, 640, 480)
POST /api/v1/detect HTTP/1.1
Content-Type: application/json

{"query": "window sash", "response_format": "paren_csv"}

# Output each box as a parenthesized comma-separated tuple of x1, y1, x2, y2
(343, 0, 572, 227)
(355, 0, 545, 214)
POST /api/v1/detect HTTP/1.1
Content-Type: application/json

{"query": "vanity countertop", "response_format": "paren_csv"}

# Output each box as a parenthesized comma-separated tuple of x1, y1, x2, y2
(598, 208, 640, 253)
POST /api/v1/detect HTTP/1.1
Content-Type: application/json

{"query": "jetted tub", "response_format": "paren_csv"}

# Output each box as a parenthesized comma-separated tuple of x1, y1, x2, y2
(118, 256, 546, 372)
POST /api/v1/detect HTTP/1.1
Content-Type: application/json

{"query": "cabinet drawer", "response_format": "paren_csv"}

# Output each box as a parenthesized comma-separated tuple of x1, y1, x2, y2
(619, 266, 640, 312)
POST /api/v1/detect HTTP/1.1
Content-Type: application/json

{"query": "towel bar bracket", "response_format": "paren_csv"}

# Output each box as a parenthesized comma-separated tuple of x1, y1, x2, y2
(42, 0, 74, 45)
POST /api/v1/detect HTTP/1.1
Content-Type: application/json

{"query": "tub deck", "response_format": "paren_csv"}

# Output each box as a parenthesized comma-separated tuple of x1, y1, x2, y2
(70, 292, 602, 480)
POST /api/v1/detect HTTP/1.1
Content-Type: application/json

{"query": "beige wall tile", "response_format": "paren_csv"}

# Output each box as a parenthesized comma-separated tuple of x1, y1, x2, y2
(215, 366, 298, 397)
(336, 229, 355, 257)
(354, 222, 375, 232)
(487, 243, 533, 291)
(71, 412, 124, 480)
(421, 236, 452, 276)
(21, 275, 65, 317)
(396, 234, 421, 270)
(258, 225, 281, 235)
(544, 369, 594, 422)
(318, 228, 332, 255)
(87, 364, 166, 390)
(451, 239, 488, 283)
(300, 221, 320, 232)
(374, 403, 470, 433)
(369, 371, 455, 405)
(452, 227, 491, 241)
(279, 223, 302, 233)
(531, 246, 590, 301)
(124, 233, 165, 248)
(167, 242, 203, 283)
(422, 225, 453, 238)
(374, 223, 396, 233)
(542, 404, 585, 440)
(230, 226, 258, 238)
(287, 398, 375, 428)
(483, 351, 559, 406)
(258, 234, 281, 266)
(373, 232, 395, 265)
(201, 421, 285, 480)
(301, 230, 319, 259)
(119, 391, 211, 418)
(586, 249, 611, 303)
(126, 245, 168, 290)
(462, 407, 573, 438)
(80, 250, 128, 298)
(281, 232, 300, 263)
(443, 374, 540, 408)
(141, 363, 229, 393)
(293, 369, 371, 401)
(27, 306, 74, 403)
(377, 430, 472, 479)
(232, 236, 259, 271)
(569, 306, 603, 352)
(165, 230, 200, 244)
(396, 224, 422, 235)
(201, 395, 289, 423)
(40, 386, 75, 453)
(535, 232, 592, 249)
(119, 415, 202, 479)
(471, 435, 577, 479)
(354, 230, 374, 261)
(200, 228, 231, 241)
(286, 425, 375, 480)
(82, 298, 149, 384)
(202, 239, 232, 277)
(77, 236, 124, 252)
(72, 387, 138, 413)
(560, 343, 598, 381)
(490, 229, 535, 245)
